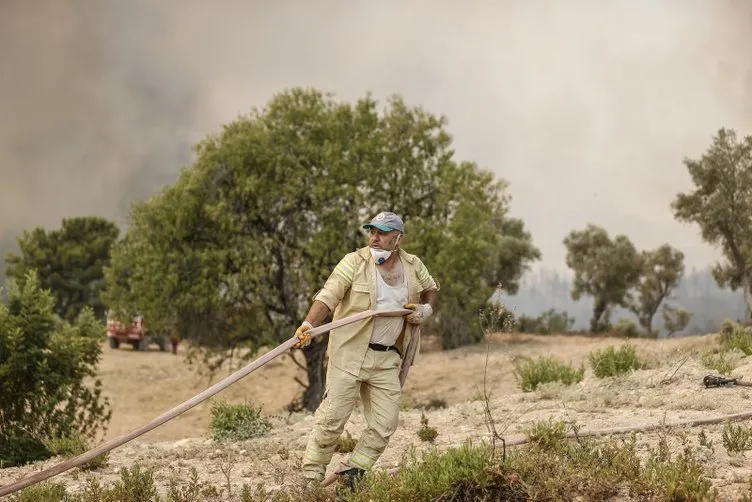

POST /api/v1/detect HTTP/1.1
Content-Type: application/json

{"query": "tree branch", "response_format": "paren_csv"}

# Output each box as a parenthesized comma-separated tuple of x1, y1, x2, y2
(289, 351, 307, 372)
(720, 225, 748, 276)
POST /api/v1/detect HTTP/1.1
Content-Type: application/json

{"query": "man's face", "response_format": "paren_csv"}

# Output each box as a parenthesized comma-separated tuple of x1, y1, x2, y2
(368, 227, 401, 250)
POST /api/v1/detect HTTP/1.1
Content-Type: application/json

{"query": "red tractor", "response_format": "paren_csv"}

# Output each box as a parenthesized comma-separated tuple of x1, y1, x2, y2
(106, 312, 166, 352)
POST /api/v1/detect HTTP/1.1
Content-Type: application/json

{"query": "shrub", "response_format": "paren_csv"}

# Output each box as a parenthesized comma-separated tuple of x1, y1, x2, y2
(719, 320, 752, 355)
(722, 422, 752, 455)
(701, 348, 742, 375)
(540, 308, 575, 333)
(513, 356, 585, 392)
(107, 465, 159, 501)
(612, 318, 641, 338)
(9, 435, 717, 502)
(516, 308, 576, 334)
(43, 432, 109, 471)
(348, 441, 520, 502)
(0, 271, 111, 467)
(588, 344, 642, 378)
(417, 413, 438, 443)
(522, 418, 570, 452)
(209, 400, 272, 442)
(508, 420, 713, 501)
(9, 482, 68, 502)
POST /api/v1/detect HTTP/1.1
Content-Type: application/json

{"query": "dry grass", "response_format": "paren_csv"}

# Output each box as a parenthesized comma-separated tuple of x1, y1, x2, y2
(6, 330, 752, 500)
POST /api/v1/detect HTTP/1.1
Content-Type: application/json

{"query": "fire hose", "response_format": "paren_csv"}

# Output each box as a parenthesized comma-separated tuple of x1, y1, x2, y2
(0, 308, 413, 498)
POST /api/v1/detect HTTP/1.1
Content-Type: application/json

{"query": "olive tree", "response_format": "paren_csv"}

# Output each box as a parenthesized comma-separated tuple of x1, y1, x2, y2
(630, 244, 685, 334)
(564, 224, 642, 332)
(103, 88, 540, 411)
(672, 127, 752, 317)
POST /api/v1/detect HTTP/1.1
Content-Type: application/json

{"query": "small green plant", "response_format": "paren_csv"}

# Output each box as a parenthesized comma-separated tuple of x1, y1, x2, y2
(43, 432, 109, 471)
(43, 435, 87, 458)
(698, 429, 715, 453)
(107, 465, 159, 501)
(588, 344, 641, 378)
(722, 422, 752, 454)
(167, 468, 203, 502)
(209, 400, 272, 442)
(17, 465, 162, 502)
(514, 356, 585, 392)
(522, 418, 570, 451)
(639, 448, 714, 500)
(507, 425, 714, 501)
(348, 441, 523, 502)
(719, 320, 752, 355)
(9, 481, 68, 502)
(612, 318, 641, 338)
(701, 348, 741, 375)
(336, 431, 357, 453)
(417, 412, 439, 442)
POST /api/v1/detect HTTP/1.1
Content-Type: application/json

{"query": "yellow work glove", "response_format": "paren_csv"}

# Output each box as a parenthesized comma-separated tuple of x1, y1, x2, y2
(403, 303, 433, 325)
(293, 321, 313, 349)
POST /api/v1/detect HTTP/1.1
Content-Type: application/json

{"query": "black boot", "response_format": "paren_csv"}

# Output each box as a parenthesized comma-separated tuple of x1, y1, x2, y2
(336, 467, 365, 497)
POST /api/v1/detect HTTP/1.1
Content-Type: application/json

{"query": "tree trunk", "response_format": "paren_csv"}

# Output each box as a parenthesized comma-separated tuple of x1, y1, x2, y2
(590, 299, 608, 333)
(641, 312, 653, 335)
(301, 334, 329, 412)
(743, 278, 752, 322)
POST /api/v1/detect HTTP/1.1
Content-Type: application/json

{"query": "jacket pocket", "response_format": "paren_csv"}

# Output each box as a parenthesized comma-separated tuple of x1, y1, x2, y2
(349, 282, 371, 311)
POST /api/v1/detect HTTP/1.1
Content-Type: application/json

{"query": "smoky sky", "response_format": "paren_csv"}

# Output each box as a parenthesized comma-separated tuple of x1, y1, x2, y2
(1, 0, 751, 274)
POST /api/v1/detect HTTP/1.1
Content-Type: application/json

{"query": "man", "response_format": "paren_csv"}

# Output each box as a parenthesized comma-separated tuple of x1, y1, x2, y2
(294, 211, 439, 492)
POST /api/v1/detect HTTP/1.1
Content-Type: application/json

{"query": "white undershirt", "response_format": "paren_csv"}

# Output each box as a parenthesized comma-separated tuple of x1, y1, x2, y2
(369, 267, 408, 346)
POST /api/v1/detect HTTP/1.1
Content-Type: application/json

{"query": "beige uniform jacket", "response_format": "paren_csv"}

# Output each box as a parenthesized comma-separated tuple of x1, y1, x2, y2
(314, 246, 439, 377)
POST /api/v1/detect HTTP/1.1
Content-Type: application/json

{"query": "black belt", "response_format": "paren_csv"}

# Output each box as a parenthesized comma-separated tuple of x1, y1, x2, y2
(368, 343, 401, 357)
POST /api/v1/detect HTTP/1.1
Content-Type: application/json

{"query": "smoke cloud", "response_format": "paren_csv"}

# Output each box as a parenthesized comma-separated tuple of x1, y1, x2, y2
(1, 0, 751, 276)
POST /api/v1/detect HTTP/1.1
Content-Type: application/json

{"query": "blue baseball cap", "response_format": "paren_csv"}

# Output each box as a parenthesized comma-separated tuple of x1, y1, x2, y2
(362, 211, 405, 234)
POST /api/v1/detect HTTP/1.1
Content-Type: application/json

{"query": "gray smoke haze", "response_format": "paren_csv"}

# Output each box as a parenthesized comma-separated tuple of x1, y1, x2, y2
(1, 0, 751, 277)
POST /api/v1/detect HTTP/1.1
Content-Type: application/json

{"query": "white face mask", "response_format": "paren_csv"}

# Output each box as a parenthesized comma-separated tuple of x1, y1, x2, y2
(370, 248, 392, 265)
(370, 233, 402, 265)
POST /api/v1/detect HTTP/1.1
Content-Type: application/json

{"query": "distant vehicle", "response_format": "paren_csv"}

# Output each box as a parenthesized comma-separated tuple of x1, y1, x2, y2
(106, 312, 166, 351)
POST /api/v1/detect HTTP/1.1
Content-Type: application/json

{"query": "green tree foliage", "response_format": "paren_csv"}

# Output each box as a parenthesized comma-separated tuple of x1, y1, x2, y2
(0, 271, 111, 467)
(629, 244, 685, 334)
(4, 217, 120, 322)
(672, 128, 752, 316)
(662, 304, 692, 337)
(103, 88, 540, 411)
(563, 224, 642, 332)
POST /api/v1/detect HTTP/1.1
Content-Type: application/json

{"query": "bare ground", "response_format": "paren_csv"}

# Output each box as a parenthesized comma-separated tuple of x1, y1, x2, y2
(4, 331, 752, 500)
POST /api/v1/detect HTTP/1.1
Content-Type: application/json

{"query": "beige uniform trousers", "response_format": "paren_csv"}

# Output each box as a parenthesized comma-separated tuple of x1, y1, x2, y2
(302, 347, 402, 480)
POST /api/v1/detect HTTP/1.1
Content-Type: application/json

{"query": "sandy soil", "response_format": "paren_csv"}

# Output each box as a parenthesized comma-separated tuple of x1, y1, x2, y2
(4, 331, 752, 500)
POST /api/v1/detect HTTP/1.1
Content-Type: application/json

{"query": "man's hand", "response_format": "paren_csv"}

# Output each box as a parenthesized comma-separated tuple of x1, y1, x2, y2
(403, 303, 433, 325)
(293, 321, 313, 349)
